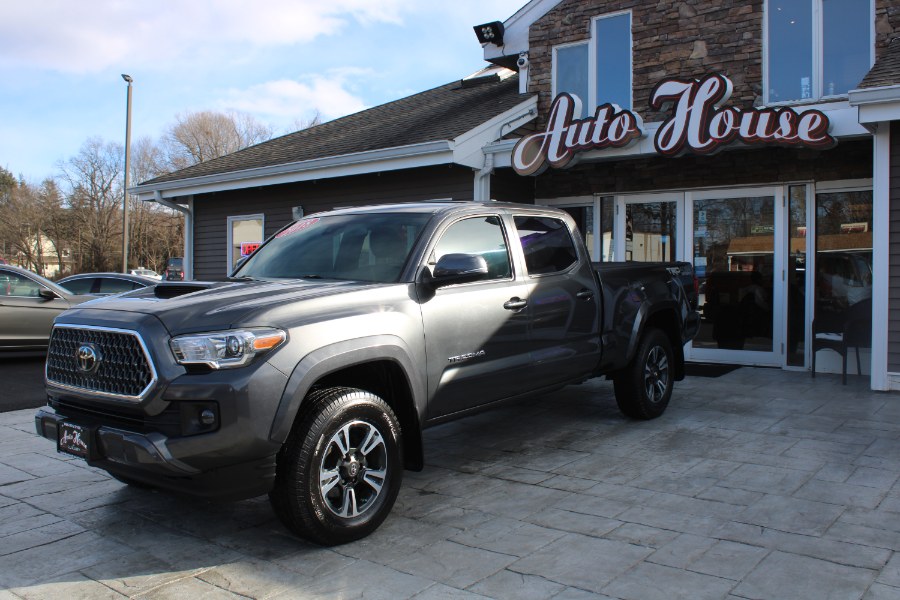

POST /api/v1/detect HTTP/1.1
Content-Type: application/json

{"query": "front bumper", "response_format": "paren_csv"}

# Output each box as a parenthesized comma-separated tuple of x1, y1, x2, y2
(35, 407, 280, 500)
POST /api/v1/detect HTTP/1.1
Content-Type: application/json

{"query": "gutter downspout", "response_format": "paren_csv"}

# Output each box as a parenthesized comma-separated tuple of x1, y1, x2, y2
(473, 151, 495, 202)
(153, 191, 194, 281)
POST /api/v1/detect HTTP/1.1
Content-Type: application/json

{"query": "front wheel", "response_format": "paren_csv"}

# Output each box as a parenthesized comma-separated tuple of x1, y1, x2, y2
(613, 328, 674, 420)
(269, 387, 403, 546)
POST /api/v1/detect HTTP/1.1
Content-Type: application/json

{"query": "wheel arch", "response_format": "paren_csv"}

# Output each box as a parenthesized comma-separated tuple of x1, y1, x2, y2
(628, 303, 685, 381)
(270, 335, 426, 471)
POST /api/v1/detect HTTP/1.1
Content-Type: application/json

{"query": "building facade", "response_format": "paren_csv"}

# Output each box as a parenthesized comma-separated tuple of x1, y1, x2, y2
(134, 0, 899, 389)
(478, 0, 898, 389)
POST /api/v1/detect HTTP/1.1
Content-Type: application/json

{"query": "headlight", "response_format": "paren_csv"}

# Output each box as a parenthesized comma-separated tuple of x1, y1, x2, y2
(170, 328, 286, 369)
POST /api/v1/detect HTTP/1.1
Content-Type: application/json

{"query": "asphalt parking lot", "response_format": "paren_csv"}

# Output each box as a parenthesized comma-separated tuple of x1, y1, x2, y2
(0, 356, 47, 412)
(2, 368, 900, 599)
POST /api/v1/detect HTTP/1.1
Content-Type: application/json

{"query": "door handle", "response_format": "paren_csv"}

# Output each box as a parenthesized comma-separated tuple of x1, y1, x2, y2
(503, 297, 528, 311)
(576, 289, 594, 300)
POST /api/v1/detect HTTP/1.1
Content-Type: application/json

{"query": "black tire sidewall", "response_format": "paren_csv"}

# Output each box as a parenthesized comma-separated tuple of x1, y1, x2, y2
(304, 399, 402, 537)
(273, 388, 403, 545)
(615, 328, 674, 420)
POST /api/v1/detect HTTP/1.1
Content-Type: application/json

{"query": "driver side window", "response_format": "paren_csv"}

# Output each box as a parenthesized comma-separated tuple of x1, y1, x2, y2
(432, 216, 511, 281)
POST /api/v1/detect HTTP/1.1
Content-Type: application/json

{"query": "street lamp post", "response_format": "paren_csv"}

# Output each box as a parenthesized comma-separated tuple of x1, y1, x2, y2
(122, 74, 133, 274)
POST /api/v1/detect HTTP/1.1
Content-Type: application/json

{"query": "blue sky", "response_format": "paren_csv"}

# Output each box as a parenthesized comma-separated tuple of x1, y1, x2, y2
(0, 0, 526, 183)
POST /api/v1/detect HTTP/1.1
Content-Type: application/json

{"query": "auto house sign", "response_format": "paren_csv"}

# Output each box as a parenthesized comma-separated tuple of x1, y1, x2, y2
(512, 73, 836, 175)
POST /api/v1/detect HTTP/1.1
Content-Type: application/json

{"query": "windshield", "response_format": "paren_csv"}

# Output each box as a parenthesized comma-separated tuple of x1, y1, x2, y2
(235, 213, 431, 282)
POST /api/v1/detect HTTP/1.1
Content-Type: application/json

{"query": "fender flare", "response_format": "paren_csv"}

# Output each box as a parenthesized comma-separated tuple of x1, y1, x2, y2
(268, 334, 426, 444)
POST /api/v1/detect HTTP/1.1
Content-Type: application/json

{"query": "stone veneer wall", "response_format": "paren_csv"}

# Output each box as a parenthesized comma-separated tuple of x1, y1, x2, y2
(526, 0, 899, 127)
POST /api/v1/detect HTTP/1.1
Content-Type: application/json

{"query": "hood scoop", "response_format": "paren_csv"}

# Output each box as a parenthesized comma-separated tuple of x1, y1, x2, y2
(154, 281, 214, 299)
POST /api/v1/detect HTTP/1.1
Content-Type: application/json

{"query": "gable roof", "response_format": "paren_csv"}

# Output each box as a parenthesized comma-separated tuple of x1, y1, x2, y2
(138, 73, 529, 191)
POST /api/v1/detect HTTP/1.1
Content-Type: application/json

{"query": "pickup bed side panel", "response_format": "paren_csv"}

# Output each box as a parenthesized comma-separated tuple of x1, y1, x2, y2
(595, 262, 697, 375)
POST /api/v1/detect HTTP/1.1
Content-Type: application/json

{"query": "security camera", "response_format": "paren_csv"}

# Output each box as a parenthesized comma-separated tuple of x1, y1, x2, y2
(517, 53, 529, 69)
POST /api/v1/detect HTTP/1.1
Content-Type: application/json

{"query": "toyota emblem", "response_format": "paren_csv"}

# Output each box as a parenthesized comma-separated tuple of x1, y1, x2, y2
(76, 344, 101, 374)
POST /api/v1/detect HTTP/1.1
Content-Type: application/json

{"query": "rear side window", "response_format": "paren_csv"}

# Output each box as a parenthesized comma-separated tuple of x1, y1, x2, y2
(60, 277, 94, 295)
(432, 216, 511, 280)
(514, 215, 579, 275)
(97, 278, 139, 295)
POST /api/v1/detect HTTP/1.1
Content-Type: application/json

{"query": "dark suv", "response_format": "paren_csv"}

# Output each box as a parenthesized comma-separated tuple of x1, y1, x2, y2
(164, 257, 184, 281)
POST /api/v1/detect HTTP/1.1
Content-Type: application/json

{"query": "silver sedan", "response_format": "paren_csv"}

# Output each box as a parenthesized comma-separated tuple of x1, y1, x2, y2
(0, 265, 93, 351)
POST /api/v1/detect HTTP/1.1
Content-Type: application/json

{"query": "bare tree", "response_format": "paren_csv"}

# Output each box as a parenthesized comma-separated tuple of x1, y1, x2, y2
(162, 110, 274, 171)
(58, 138, 124, 273)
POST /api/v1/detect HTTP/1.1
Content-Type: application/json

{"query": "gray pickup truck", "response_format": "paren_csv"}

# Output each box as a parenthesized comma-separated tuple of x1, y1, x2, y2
(36, 201, 699, 545)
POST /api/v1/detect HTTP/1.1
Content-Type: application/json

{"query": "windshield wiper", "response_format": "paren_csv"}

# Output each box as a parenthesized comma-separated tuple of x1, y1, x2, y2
(227, 275, 255, 281)
(299, 274, 323, 279)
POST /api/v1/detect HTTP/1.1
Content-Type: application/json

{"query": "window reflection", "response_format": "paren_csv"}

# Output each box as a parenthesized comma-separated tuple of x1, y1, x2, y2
(815, 191, 873, 318)
(555, 43, 589, 117)
(693, 196, 775, 352)
(626, 202, 676, 262)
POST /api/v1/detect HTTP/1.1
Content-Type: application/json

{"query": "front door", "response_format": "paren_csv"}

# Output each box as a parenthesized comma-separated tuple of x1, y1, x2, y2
(615, 188, 785, 367)
(421, 214, 533, 420)
(687, 188, 784, 366)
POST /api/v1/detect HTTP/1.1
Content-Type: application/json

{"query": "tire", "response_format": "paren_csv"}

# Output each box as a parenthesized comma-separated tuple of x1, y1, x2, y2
(269, 387, 403, 546)
(613, 328, 674, 420)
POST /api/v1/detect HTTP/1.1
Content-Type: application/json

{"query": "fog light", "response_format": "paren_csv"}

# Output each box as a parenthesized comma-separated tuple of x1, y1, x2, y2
(199, 409, 216, 426)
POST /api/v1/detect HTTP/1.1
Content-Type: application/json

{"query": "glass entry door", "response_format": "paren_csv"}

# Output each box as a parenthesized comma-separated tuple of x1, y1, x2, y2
(616, 188, 785, 367)
(687, 188, 784, 366)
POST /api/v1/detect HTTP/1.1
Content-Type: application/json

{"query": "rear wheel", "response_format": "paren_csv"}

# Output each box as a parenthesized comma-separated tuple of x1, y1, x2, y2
(269, 387, 403, 546)
(613, 328, 674, 420)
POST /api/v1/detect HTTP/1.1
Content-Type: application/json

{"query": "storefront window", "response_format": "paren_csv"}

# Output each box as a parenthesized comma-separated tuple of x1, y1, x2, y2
(626, 202, 676, 262)
(553, 12, 632, 116)
(692, 196, 775, 352)
(814, 190, 873, 324)
(766, 0, 871, 103)
(228, 215, 264, 272)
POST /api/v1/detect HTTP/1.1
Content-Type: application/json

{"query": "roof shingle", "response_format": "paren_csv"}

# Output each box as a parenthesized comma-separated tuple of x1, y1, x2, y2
(859, 38, 900, 89)
(140, 74, 527, 186)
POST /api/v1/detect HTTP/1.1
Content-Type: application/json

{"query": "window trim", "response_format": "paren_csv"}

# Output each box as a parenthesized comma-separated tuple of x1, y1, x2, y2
(551, 40, 590, 109)
(551, 10, 633, 113)
(226, 213, 265, 274)
(763, 0, 875, 105)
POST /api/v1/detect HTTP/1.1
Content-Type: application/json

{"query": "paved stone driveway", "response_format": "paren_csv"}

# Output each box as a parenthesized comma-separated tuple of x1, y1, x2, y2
(2, 368, 900, 599)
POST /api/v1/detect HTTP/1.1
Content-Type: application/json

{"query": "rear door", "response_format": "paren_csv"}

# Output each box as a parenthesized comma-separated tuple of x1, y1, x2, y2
(420, 213, 533, 419)
(512, 214, 601, 385)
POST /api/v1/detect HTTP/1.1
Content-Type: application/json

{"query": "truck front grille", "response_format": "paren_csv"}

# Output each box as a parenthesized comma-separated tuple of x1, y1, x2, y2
(46, 325, 157, 401)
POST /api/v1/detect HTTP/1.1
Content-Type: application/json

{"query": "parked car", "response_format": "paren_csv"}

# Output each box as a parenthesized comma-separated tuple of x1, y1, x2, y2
(57, 273, 159, 297)
(37, 201, 699, 546)
(164, 257, 184, 281)
(0, 265, 92, 351)
(129, 268, 162, 280)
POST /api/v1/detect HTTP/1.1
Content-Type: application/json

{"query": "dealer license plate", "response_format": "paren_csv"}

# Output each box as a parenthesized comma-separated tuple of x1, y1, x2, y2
(57, 422, 92, 459)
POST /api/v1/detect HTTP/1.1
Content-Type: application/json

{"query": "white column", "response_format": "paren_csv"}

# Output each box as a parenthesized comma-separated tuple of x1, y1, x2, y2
(871, 123, 890, 391)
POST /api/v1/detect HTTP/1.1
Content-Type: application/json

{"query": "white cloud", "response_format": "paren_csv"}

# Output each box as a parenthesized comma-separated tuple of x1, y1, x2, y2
(221, 69, 372, 123)
(0, 0, 415, 73)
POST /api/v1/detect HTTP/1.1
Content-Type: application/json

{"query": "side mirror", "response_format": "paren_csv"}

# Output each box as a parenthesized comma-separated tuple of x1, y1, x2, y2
(430, 253, 489, 288)
(38, 288, 59, 300)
